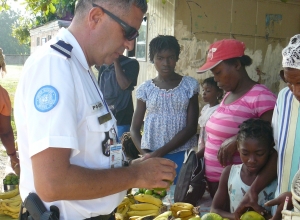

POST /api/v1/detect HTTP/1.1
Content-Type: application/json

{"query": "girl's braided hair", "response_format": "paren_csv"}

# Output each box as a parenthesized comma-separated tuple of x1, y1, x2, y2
(237, 118, 274, 148)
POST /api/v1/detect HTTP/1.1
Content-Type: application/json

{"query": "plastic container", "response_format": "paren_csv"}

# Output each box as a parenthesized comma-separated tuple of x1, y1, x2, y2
(3, 184, 17, 192)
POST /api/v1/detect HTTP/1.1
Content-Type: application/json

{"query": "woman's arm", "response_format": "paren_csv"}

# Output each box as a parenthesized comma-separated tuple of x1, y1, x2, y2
(130, 99, 147, 154)
(151, 94, 199, 157)
(0, 114, 19, 175)
(211, 165, 234, 220)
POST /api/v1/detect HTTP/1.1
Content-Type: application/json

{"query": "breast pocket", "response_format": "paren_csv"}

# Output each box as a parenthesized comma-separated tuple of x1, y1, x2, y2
(86, 112, 116, 132)
(85, 113, 116, 168)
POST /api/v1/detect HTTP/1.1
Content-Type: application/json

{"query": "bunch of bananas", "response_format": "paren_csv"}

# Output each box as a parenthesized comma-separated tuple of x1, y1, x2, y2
(115, 194, 136, 220)
(126, 194, 163, 219)
(0, 187, 22, 219)
(170, 202, 200, 220)
(153, 210, 172, 220)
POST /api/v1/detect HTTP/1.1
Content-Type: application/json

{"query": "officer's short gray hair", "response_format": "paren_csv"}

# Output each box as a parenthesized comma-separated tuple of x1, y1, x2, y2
(74, 0, 147, 19)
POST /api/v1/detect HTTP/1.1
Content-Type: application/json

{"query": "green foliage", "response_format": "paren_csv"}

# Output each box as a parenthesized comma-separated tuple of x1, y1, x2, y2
(0, 10, 30, 54)
(0, 0, 10, 12)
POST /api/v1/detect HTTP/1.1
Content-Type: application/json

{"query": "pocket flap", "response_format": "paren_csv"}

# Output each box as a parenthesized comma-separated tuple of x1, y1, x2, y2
(86, 113, 116, 132)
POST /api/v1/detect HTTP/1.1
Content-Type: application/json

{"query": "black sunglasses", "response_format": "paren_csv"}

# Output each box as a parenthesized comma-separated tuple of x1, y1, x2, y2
(92, 3, 139, 41)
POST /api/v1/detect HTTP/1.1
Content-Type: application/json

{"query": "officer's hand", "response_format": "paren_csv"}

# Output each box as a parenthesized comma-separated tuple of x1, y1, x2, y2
(234, 189, 266, 220)
(131, 157, 177, 190)
(265, 192, 292, 220)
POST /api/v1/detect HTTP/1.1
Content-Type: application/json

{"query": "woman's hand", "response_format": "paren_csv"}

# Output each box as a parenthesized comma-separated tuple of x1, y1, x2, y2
(234, 188, 266, 219)
(10, 154, 20, 176)
(218, 135, 238, 167)
(264, 192, 293, 220)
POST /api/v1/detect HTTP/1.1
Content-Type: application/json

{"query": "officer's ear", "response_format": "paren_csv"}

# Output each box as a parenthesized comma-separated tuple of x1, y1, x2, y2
(88, 6, 104, 29)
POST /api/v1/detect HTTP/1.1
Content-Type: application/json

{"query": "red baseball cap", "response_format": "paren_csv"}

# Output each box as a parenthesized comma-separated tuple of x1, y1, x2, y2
(197, 39, 246, 73)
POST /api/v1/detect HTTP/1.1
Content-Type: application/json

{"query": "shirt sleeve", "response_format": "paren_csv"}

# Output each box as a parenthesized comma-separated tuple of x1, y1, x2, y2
(122, 59, 139, 91)
(22, 53, 79, 157)
(0, 86, 11, 116)
(136, 81, 149, 102)
(186, 76, 200, 98)
(253, 87, 277, 117)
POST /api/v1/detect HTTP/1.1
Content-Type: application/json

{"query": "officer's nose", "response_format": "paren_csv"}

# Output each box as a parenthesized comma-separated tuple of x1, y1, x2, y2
(125, 39, 135, 52)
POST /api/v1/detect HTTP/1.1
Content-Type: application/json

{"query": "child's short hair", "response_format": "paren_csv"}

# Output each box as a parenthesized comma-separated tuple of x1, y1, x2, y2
(149, 35, 180, 63)
(237, 118, 274, 148)
(202, 76, 224, 100)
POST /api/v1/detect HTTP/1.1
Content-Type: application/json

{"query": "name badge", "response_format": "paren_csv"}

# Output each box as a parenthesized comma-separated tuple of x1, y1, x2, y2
(110, 144, 123, 168)
(91, 102, 103, 112)
(98, 113, 112, 124)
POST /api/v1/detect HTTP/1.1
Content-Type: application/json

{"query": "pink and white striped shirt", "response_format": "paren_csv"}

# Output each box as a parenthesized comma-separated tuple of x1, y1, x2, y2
(204, 84, 276, 182)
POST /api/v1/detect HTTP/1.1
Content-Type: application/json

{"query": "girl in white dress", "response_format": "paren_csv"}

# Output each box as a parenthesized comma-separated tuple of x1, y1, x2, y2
(197, 77, 223, 158)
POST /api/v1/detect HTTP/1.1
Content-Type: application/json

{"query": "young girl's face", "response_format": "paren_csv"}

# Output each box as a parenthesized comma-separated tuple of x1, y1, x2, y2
(202, 83, 219, 104)
(238, 138, 271, 174)
(153, 49, 177, 77)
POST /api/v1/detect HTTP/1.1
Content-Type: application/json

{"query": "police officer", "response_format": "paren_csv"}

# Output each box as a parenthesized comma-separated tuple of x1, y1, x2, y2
(14, 1, 176, 219)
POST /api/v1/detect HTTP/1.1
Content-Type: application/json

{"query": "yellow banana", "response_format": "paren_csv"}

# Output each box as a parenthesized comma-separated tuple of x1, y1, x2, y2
(0, 200, 22, 206)
(1, 194, 21, 203)
(118, 197, 131, 208)
(170, 202, 194, 214)
(130, 203, 160, 211)
(181, 214, 196, 220)
(117, 204, 127, 213)
(0, 188, 19, 199)
(127, 194, 136, 204)
(129, 216, 142, 220)
(176, 210, 193, 218)
(1, 202, 20, 213)
(121, 205, 130, 216)
(3, 209, 19, 218)
(154, 211, 172, 220)
(127, 209, 159, 217)
(115, 213, 125, 220)
(134, 194, 162, 208)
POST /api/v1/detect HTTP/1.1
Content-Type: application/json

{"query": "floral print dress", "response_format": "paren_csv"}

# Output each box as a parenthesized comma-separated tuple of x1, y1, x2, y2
(136, 76, 199, 153)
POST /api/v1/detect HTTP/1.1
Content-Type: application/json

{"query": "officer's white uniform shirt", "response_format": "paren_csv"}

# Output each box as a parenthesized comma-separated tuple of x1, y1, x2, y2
(14, 28, 126, 220)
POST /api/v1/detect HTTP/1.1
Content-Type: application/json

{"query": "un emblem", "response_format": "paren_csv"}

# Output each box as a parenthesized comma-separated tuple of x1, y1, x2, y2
(34, 85, 59, 112)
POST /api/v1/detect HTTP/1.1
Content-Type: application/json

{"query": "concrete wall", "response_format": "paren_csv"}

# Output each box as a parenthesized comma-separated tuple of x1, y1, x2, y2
(4, 55, 29, 65)
(133, 0, 176, 104)
(174, 0, 300, 96)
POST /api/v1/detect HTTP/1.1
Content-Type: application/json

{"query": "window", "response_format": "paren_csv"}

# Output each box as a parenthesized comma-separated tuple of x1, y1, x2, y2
(37, 37, 40, 46)
(48, 35, 52, 40)
(41, 38, 47, 45)
(128, 16, 148, 61)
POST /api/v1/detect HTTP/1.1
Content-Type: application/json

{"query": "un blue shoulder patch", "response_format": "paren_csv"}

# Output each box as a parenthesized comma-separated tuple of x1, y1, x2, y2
(34, 85, 59, 112)
(50, 40, 73, 58)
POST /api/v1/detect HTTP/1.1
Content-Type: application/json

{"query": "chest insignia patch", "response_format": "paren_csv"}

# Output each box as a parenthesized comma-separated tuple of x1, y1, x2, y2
(34, 85, 59, 112)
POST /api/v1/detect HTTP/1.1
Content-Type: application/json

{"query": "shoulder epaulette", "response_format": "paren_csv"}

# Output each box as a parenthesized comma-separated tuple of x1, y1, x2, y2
(50, 40, 73, 58)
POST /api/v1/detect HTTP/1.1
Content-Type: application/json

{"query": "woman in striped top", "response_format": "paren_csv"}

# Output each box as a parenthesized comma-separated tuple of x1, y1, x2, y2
(197, 39, 277, 198)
